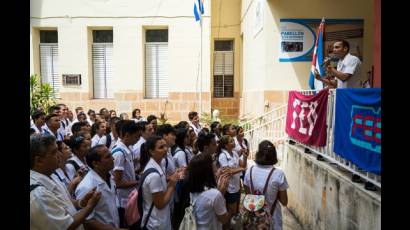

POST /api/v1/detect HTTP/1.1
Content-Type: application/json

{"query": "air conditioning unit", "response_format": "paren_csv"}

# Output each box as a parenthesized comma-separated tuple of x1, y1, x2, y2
(62, 74, 81, 86)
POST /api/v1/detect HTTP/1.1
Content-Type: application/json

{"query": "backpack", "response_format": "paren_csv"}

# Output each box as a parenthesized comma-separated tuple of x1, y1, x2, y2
(126, 168, 159, 230)
(178, 194, 197, 230)
(238, 166, 277, 230)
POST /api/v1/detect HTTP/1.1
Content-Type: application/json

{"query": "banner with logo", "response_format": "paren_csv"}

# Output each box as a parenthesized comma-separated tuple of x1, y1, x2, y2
(333, 88, 381, 175)
(285, 89, 329, 146)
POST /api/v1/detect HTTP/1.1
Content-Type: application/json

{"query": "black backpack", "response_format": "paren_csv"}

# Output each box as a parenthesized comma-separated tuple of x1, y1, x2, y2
(130, 168, 160, 230)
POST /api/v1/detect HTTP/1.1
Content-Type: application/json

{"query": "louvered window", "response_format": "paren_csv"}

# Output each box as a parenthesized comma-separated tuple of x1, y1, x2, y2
(145, 29, 168, 99)
(92, 30, 113, 98)
(40, 31, 60, 98)
(213, 40, 234, 98)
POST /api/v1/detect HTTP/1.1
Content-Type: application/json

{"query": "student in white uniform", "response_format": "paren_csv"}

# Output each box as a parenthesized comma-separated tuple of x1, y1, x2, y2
(188, 153, 231, 230)
(112, 120, 142, 228)
(140, 136, 181, 230)
(210, 121, 222, 143)
(156, 124, 177, 177)
(75, 145, 122, 229)
(91, 121, 108, 148)
(108, 117, 121, 152)
(244, 140, 289, 230)
(233, 126, 249, 158)
(66, 134, 91, 180)
(87, 109, 97, 126)
(216, 135, 248, 225)
(71, 121, 91, 137)
(42, 114, 65, 141)
(132, 121, 154, 173)
(172, 127, 194, 168)
(196, 131, 219, 175)
(188, 111, 202, 136)
(186, 126, 197, 156)
(31, 111, 46, 134)
(147, 115, 158, 133)
(52, 140, 84, 197)
(131, 108, 146, 123)
(30, 135, 101, 230)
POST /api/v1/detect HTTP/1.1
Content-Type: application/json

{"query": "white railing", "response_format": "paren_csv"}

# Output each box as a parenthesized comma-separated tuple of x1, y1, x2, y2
(241, 104, 287, 161)
(240, 89, 381, 189)
(289, 89, 381, 189)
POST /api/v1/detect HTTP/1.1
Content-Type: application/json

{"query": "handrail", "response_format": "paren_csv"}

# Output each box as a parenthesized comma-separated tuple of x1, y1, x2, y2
(239, 89, 381, 189)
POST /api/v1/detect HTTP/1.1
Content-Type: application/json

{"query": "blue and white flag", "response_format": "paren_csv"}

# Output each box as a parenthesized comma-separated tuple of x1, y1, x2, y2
(333, 88, 381, 175)
(194, 0, 204, 21)
(309, 18, 326, 90)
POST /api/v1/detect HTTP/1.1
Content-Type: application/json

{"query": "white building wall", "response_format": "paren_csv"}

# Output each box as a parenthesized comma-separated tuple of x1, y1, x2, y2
(30, 0, 211, 96)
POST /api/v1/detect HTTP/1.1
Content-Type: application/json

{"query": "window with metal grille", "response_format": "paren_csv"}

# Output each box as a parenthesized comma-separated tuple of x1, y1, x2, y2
(92, 30, 113, 99)
(62, 74, 81, 86)
(145, 29, 168, 99)
(40, 30, 60, 98)
(214, 40, 234, 98)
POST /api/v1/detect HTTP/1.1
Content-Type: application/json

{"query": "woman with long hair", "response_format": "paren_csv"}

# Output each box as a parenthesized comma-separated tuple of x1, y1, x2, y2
(216, 135, 248, 228)
(90, 121, 107, 148)
(140, 135, 182, 230)
(172, 127, 193, 168)
(187, 153, 231, 230)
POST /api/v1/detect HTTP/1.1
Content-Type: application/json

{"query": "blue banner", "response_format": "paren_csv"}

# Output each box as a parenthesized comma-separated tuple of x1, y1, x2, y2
(333, 88, 381, 175)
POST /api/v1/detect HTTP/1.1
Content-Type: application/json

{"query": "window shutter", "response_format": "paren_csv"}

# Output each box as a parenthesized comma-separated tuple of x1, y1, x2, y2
(93, 43, 113, 98)
(213, 50, 234, 97)
(145, 43, 168, 98)
(40, 43, 60, 98)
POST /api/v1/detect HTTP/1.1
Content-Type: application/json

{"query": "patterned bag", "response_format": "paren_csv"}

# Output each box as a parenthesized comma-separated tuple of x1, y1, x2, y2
(239, 166, 277, 230)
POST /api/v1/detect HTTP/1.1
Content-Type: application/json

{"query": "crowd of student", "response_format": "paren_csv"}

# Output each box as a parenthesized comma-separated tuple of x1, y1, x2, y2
(30, 104, 289, 230)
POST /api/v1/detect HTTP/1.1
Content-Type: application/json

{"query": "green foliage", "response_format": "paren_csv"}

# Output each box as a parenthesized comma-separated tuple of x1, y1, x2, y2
(30, 74, 56, 115)
(200, 112, 212, 125)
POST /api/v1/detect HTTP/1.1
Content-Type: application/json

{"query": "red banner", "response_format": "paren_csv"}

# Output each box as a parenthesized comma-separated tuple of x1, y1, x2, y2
(285, 89, 329, 147)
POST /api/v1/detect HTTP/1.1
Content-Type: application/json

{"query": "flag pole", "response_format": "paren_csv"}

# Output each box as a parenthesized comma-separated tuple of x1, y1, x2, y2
(200, 13, 203, 115)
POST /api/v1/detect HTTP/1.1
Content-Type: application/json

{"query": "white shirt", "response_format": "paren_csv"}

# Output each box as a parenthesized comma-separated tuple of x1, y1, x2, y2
(30, 170, 84, 230)
(233, 137, 248, 157)
(91, 134, 107, 148)
(218, 150, 241, 193)
(173, 146, 194, 168)
(132, 137, 146, 172)
(112, 141, 137, 208)
(42, 125, 65, 141)
(190, 122, 202, 136)
(131, 117, 146, 123)
(244, 165, 289, 230)
(336, 53, 362, 88)
(191, 188, 227, 230)
(141, 158, 171, 230)
(51, 168, 72, 191)
(65, 155, 88, 181)
(161, 149, 177, 177)
(75, 169, 119, 228)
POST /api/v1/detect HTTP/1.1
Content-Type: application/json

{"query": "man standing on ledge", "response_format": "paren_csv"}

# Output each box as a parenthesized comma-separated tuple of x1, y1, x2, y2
(327, 40, 362, 89)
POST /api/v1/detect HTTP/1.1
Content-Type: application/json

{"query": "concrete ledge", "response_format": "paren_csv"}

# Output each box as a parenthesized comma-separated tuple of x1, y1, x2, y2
(282, 144, 381, 230)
